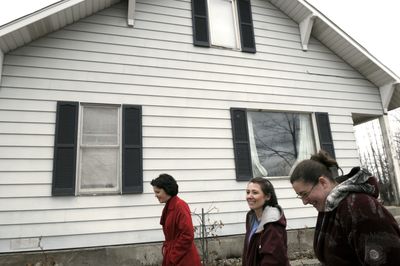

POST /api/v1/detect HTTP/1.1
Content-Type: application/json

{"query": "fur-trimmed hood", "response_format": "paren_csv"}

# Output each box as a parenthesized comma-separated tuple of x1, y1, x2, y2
(247, 205, 286, 233)
(325, 167, 378, 211)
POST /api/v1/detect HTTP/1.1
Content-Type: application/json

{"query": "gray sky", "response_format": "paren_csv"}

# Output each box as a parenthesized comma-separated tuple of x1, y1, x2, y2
(307, 0, 400, 78)
(1, 0, 399, 78)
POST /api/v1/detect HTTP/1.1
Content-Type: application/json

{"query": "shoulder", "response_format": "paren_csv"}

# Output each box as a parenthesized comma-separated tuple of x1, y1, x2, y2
(174, 197, 190, 211)
(338, 192, 378, 211)
(175, 196, 187, 205)
(336, 192, 391, 224)
(261, 221, 287, 242)
(261, 206, 286, 227)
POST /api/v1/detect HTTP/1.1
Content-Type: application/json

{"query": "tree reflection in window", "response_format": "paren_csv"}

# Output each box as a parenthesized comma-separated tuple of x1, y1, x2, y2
(247, 111, 316, 177)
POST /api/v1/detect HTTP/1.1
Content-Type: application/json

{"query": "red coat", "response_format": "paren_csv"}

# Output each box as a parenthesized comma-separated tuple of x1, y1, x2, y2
(160, 196, 202, 266)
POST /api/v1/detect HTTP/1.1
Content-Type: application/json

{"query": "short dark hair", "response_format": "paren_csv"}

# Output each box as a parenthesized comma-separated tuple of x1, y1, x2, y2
(290, 150, 338, 185)
(249, 177, 278, 208)
(150, 173, 179, 196)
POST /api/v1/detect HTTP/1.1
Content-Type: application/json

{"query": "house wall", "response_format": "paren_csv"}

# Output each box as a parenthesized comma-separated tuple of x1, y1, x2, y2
(0, 0, 383, 253)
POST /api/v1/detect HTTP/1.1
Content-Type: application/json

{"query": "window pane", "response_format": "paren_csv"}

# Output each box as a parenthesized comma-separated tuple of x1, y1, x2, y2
(247, 111, 316, 177)
(80, 148, 118, 189)
(208, 0, 237, 48)
(82, 106, 118, 145)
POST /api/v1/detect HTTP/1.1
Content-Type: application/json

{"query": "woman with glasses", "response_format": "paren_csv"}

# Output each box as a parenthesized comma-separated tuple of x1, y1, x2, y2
(242, 177, 290, 266)
(290, 150, 400, 265)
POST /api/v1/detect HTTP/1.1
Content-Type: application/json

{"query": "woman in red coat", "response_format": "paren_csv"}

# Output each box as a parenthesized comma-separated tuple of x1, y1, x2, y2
(151, 173, 202, 266)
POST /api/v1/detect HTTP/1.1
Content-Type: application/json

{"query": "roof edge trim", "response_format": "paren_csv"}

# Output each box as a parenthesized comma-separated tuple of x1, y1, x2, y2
(0, 50, 3, 84)
(301, 0, 400, 82)
(0, 0, 85, 37)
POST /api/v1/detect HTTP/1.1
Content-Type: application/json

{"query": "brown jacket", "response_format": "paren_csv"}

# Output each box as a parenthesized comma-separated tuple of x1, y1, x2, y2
(315, 167, 400, 265)
(242, 206, 290, 266)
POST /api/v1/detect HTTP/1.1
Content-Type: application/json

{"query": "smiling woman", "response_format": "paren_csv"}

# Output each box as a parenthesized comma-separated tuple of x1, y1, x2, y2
(242, 177, 290, 266)
(290, 150, 400, 265)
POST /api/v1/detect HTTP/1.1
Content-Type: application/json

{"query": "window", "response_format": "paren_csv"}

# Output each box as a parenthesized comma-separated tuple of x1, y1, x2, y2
(208, 0, 239, 49)
(247, 111, 316, 177)
(192, 0, 256, 53)
(231, 108, 335, 180)
(52, 102, 142, 196)
(79, 105, 120, 194)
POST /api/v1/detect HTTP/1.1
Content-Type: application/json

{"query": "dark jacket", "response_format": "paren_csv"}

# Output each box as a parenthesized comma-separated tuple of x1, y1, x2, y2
(160, 196, 201, 266)
(242, 205, 290, 266)
(315, 167, 400, 265)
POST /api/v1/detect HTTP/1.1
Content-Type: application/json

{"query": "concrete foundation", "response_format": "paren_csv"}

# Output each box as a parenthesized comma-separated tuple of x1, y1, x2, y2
(0, 228, 316, 266)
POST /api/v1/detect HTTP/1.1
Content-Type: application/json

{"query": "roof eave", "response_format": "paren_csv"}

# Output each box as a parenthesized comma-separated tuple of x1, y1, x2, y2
(269, 0, 400, 110)
(0, 0, 122, 54)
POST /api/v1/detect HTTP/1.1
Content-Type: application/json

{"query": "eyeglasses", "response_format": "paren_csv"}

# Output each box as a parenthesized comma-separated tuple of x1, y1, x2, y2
(296, 182, 318, 199)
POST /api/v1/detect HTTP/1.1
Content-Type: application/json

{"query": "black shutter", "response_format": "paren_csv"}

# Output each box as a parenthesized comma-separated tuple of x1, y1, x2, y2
(192, 0, 210, 47)
(315, 112, 336, 159)
(231, 108, 253, 181)
(52, 101, 78, 196)
(237, 0, 256, 53)
(122, 105, 143, 193)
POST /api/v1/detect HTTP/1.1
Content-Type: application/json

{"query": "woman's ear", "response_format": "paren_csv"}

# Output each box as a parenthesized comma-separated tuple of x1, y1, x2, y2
(264, 193, 271, 202)
(319, 176, 333, 189)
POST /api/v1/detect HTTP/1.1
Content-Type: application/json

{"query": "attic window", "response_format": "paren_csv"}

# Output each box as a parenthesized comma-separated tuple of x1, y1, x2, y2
(192, 0, 256, 53)
(208, 0, 239, 49)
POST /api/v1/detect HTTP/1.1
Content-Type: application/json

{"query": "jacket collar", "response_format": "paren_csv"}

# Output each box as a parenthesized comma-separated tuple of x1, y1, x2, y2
(166, 195, 179, 210)
(324, 167, 376, 211)
(160, 195, 178, 225)
(252, 205, 285, 233)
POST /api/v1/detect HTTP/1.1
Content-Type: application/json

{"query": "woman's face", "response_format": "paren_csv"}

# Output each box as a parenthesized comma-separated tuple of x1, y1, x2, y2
(246, 182, 270, 212)
(153, 186, 171, 203)
(292, 177, 332, 212)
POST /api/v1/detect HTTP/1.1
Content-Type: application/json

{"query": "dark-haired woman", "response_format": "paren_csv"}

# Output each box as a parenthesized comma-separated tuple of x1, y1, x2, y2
(151, 173, 201, 266)
(290, 150, 400, 265)
(242, 177, 290, 266)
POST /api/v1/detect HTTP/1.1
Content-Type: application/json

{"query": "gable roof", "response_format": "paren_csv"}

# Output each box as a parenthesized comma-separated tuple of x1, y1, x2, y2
(0, 0, 399, 111)
(269, 0, 400, 112)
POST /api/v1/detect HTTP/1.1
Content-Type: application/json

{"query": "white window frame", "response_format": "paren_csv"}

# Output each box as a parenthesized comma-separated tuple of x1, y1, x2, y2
(207, 0, 241, 50)
(76, 103, 122, 195)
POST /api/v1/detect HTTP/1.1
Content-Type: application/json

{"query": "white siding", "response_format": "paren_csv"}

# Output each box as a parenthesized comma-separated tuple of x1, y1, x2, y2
(0, 0, 382, 252)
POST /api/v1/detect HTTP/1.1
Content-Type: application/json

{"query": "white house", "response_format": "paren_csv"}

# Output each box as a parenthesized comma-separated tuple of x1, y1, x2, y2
(0, 0, 399, 256)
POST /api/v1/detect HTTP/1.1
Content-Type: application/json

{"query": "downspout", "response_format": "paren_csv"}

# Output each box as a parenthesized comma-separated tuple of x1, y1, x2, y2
(379, 82, 400, 205)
